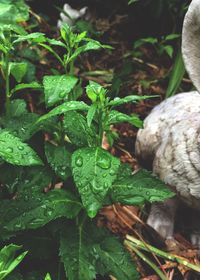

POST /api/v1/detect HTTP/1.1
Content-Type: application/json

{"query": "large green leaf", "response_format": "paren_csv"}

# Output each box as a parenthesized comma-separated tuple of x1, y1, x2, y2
(0, 0, 29, 24)
(0, 131, 43, 166)
(43, 75, 78, 107)
(72, 147, 120, 217)
(94, 236, 139, 280)
(0, 189, 82, 238)
(0, 165, 53, 195)
(108, 110, 143, 128)
(60, 221, 139, 280)
(60, 223, 96, 280)
(45, 142, 71, 180)
(0, 244, 27, 280)
(37, 101, 89, 123)
(63, 111, 96, 147)
(111, 169, 175, 205)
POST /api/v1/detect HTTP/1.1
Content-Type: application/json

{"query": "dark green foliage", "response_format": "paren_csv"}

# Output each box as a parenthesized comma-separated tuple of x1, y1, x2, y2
(0, 1, 176, 279)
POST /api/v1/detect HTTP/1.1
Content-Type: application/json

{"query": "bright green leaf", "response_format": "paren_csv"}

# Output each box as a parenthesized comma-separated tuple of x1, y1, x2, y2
(72, 147, 120, 217)
(43, 75, 78, 107)
(108, 110, 143, 128)
(0, 130, 43, 166)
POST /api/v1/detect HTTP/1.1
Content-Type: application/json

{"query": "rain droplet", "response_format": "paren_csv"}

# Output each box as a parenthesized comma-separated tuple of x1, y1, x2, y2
(59, 91, 66, 98)
(97, 157, 111, 169)
(75, 156, 83, 167)
(109, 169, 115, 176)
(18, 145, 24, 151)
(6, 147, 13, 153)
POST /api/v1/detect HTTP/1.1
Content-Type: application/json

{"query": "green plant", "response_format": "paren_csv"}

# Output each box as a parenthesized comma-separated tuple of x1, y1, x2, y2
(133, 33, 180, 58)
(0, 1, 175, 279)
(0, 244, 27, 280)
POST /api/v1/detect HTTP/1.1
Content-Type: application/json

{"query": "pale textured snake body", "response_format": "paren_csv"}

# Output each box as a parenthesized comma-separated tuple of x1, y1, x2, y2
(135, 0, 200, 246)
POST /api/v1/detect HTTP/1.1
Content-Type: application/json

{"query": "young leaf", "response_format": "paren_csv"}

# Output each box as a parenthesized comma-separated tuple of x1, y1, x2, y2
(86, 81, 106, 102)
(60, 223, 96, 280)
(63, 111, 96, 147)
(43, 75, 78, 107)
(0, 244, 27, 280)
(111, 169, 175, 205)
(166, 50, 185, 98)
(9, 62, 27, 83)
(0, 189, 82, 237)
(45, 142, 71, 180)
(108, 110, 143, 128)
(11, 82, 42, 95)
(37, 101, 89, 123)
(13, 32, 46, 44)
(0, 130, 43, 166)
(109, 95, 153, 107)
(44, 274, 51, 280)
(86, 103, 97, 127)
(72, 147, 120, 217)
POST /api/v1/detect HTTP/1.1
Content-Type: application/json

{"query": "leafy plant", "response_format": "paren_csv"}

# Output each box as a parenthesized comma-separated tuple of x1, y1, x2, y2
(133, 33, 180, 58)
(0, 244, 27, 279)
(0, 2, 175, 280)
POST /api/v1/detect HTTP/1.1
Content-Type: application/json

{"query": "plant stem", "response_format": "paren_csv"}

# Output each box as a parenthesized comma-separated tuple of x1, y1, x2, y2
(125, 235, 200, 273)
(5, 51, 10, 114)
(125, 241, 168, 280)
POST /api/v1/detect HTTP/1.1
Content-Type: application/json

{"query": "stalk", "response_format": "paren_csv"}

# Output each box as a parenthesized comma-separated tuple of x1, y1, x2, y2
(125, 235, 200, 273)
(5, 51, 10, 114)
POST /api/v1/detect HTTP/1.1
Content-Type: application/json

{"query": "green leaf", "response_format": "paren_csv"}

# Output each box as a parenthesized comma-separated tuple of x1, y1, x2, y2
(165, 34, 180, 41)
(163, 45, 173, 58)
(111, 169, 175, 205)
(0, 189, 82, 237)
(60, 222, 96, 280)
(37, 101, 89, 123)
(9, 62, 27, 83)
(45, 142, 71, 180)
(6, 99, 27, 117)
(0, 130, 43, 166)
(0, 1, 29, 24)
(94, 236, 139, 280)
(86, 81, 106, 102)
(60, 220, 138, 280)
(13, 32, 46, 44)
(108, 110, 143, 128)
(44, 274, 51, 280)
(43, 75, 78, 107)
(39, 43, 63, 65)
(2, 113, 39, 141)
(11, 82, 42, 95)
(109, 95, 153, 107)
(166, 50, 185, 98)
(72, 147, 120, 217)
(86, 103, 97, 127)
(0, 165, 52, 195)
(63, 111, 96, 147)
(0, 244, 27, 280)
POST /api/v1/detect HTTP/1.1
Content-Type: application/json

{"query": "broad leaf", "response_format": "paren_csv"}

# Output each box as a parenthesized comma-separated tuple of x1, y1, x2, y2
(43, 75, 78, 107)
(6, 99, 27, 117)
(9, 62, 27, 83)
(0, 244, 27, 280)
(111, 169, 175, 205)
(60, 223, 96, 280)
(72, 147, 120, 217)
(108, 110, 143, 128)
(63, 111, 96, 147)
(0, 189, 82, 238)
(60, 221, 138, 280)
(0, 0, 29, 24)
(13, 32, 46, 44)
(0, 131, 43, 166)
(94, 235, 139, 280)
(2, 113, 39, 141)
(45, 142, 71, 180)
(37, 101, 89, 123)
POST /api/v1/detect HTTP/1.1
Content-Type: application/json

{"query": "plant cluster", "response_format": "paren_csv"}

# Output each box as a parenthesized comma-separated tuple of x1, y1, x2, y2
(0, 1, 174, 279)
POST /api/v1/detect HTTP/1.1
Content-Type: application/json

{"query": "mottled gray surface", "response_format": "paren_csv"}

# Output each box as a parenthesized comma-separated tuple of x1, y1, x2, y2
(135, 0, 200, 246)
(136, 91, 200, 210)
